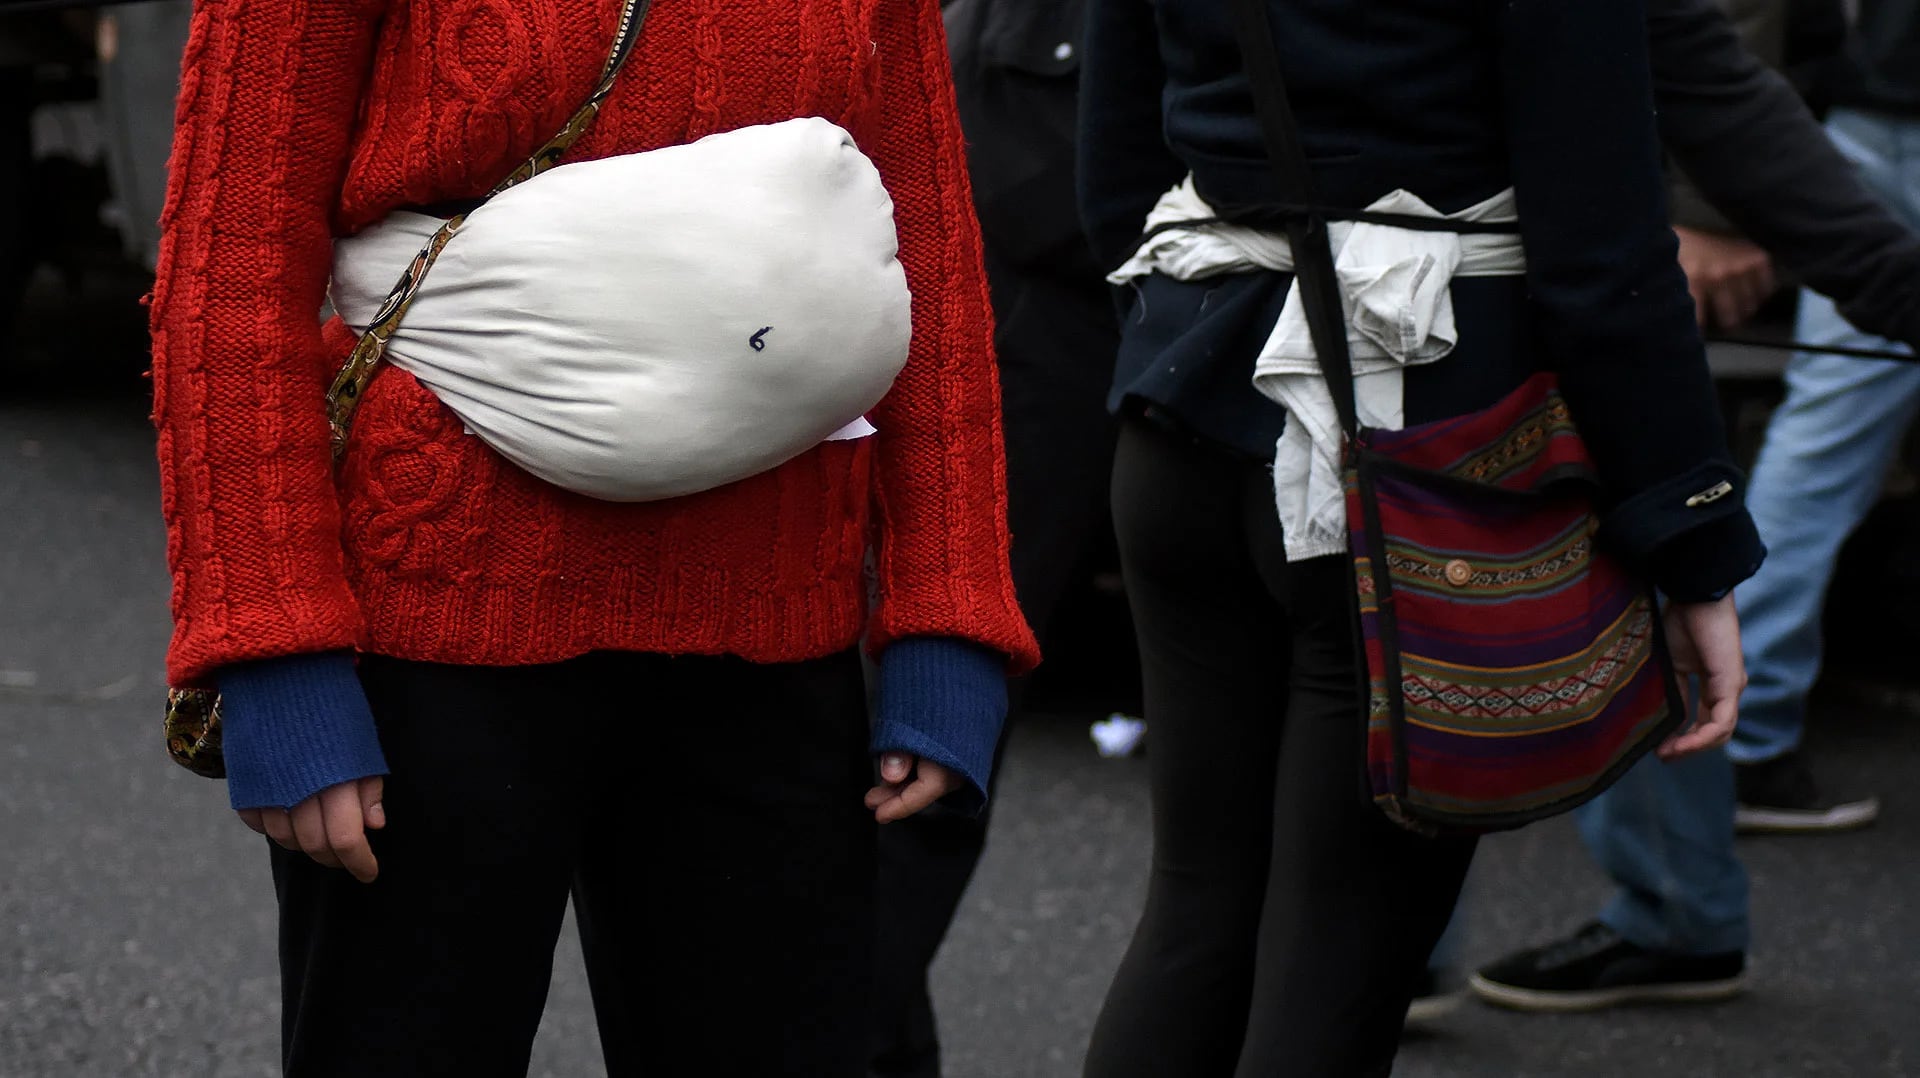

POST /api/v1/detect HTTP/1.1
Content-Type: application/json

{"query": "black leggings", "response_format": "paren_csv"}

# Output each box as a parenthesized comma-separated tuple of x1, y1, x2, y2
(272, 651, 875, 1078)
(1083, 419, 1476, 1078)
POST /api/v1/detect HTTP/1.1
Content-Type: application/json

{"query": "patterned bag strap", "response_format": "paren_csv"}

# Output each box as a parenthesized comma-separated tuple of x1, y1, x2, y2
(324, 0, 654, 456)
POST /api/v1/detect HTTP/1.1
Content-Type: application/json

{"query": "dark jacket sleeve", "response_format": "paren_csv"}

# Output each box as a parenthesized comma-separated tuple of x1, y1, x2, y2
(1077, 0, 1188, 274)
(1496, 0, 1764, 601)
(1665, 0, 1787, 235)
(1649, 0, 1920, 351)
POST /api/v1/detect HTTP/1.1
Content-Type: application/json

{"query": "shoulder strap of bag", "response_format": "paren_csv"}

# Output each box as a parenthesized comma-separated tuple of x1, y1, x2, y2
(324, 0, 654, 455)
(1226, 0, 1364, 440)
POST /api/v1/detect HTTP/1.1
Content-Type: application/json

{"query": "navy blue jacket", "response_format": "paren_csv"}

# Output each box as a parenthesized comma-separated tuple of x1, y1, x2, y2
(1078, 0, 1764, 600)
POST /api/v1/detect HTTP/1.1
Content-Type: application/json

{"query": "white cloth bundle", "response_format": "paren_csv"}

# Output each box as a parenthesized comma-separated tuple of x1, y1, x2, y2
(329, 117, 911, 502)
(1110, 176, 1525, 561)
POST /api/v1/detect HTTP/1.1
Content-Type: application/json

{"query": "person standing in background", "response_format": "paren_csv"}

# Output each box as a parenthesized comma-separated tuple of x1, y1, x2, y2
(1076, 0, 1756, 1072)
(1714, 0, 1918, 832)
(97, 0, 194, 272)
(872, 2, 1126, 1075)
(1474, 0, 1920, 1013)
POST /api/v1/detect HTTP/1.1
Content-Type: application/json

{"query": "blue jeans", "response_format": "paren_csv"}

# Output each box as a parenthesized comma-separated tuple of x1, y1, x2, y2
(1578, 108, 1920, 956)
(1734, 109, 1920, 762)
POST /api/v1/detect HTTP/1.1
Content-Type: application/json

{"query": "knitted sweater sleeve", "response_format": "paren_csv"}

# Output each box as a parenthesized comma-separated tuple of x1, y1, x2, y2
(150, 0, 387, 686)
(863, 0, 1042, 674)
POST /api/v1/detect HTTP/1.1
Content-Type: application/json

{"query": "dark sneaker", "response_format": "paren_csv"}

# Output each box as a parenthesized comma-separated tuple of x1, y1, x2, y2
(1406, 968, 1465, 1026)
(1469, 923, 1746, 1013)
(1734, 751, 1880, 834)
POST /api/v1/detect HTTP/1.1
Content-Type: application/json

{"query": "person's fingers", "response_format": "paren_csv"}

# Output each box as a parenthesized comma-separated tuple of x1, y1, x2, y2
(1710, 282, 1749, 331)
(879, 752, 913, 785)
(261, 808, 300, 851)
(869, 789, 903, 819)
(1660, 600, 1744, 759)
(359, 776, 387, 831)
(236, 808, 267, 836)
(873, 779, 941, 824)
(322, 785, 379, 884)
(290, 797, 342, 869)
(864, 783, 898, 811)
(1662, 689, 1737, 758)
(1702, 689, 1739, 747)
(874, 765, 963, 824)
(1737, 261, 1777, 323)
(1688, 279, 1710, 328)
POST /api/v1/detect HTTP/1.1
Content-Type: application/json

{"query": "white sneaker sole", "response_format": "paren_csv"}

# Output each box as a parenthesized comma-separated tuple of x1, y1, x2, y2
(1468, 972, 1747, 1013)
(1406, 990, 1466, 1026)
(1735, 798, 1881, 834)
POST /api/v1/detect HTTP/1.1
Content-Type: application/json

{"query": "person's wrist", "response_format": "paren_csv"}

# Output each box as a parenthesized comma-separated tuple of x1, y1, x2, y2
(871, 638, 1009, 813)
(215, 652, 388, 812)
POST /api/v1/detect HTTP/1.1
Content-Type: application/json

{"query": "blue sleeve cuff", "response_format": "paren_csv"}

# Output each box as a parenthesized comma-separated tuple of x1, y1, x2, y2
(871, 637, 1010, 815)
(215, 652, 389, 812)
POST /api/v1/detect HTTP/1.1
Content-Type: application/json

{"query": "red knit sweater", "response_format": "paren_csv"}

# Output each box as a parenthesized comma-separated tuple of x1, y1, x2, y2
(151, 0, 1039, 686)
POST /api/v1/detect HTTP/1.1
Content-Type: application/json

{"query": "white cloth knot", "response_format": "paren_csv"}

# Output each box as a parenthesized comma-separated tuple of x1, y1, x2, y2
(1110, 177, 1524, 562)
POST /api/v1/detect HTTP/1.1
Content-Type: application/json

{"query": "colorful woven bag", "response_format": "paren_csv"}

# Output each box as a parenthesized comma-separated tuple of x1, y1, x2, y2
(1231, 0, 1686, 835)
(1348, 376, 1684, 833)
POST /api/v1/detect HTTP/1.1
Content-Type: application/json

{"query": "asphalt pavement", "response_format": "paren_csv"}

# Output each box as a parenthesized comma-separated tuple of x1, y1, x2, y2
(3, 281, 1916, 1077)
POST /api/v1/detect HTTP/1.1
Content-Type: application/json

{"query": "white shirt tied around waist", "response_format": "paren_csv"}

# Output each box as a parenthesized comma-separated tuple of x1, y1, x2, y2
(1110, 176, 1526, 562)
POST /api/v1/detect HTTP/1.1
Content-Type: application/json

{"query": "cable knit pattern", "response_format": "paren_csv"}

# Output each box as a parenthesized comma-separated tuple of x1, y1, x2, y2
(151, 0, 1038, 687)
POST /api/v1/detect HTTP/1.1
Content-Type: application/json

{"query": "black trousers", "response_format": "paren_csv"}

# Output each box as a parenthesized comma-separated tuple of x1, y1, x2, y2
(1082, 419, 1477, 1078)
(869, 257, 1122, 1077)
(272, 650, 875, 1078)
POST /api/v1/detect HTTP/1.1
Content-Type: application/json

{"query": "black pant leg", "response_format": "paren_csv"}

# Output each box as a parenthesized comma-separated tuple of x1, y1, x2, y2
(1087, 422, 1476, 1077)
(1082, 421, 1294, 1078)
(574, 652, 876, 1078)
(869, 265, 1121, 1078)
(275, 656, 590, 1078)
(868, 760, 1003, 1078)
(1234, 538, 1479, 1074)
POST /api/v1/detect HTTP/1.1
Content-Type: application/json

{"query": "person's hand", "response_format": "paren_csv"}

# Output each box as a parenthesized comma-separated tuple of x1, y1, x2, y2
(865, 753, 963, 823)
(238, 777, 387, 883)
(1657, 595, 1745, 761)
(1674, 226, 1776, 330)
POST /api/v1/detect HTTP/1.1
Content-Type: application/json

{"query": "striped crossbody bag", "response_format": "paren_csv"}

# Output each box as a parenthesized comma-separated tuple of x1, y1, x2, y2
(1230, 0, 1688, 835)
(162, 0, 651, 778)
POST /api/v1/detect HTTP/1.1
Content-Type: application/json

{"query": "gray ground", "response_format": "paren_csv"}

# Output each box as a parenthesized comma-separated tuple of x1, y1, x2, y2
(3, 292, 1916, 1077)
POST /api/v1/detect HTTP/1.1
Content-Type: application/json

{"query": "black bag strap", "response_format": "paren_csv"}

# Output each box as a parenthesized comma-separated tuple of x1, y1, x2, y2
(1227, 0, 1366, 439)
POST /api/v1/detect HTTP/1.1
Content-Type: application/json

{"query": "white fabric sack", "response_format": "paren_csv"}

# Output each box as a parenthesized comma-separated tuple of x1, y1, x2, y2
(328, 117, 911, 502)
